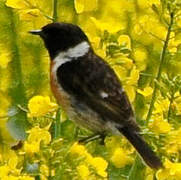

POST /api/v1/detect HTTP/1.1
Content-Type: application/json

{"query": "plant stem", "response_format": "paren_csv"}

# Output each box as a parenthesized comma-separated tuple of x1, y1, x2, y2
(128, 155, 145, 180)
(5, 7, 29, 140)
(52, 0, 61, 140)
(53, 0, 58, 22)
(168, 92, 174, 122)
(54, 108, 61, 139)
(146, 12, 174, 122)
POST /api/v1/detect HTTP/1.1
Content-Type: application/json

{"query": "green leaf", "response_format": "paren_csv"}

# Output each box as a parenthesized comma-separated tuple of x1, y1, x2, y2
(7, 110, 29, 140)
(25, 162, 39, 175)
(127, 155, 146, 180)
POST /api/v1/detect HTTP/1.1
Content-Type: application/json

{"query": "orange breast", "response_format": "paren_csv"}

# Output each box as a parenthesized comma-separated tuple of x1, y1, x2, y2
(50, 61, 71, 109)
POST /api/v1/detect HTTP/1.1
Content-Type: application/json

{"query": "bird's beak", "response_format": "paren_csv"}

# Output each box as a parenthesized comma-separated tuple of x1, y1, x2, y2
(28, 30, 42, 35)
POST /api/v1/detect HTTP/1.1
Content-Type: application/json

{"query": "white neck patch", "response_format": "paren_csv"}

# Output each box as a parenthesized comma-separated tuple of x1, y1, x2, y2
(52, 41, 90, 73)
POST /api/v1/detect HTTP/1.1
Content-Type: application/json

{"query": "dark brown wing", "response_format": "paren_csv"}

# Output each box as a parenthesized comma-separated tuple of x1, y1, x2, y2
(57, 51, 139, 131)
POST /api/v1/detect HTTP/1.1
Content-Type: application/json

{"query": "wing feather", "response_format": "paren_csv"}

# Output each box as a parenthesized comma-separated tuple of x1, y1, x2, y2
(57, 52, 139, 130)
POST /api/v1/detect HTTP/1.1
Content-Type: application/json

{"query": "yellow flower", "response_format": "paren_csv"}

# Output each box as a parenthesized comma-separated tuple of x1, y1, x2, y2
(123, 85, 136, 103)
(19, 9, 41, 21)
(8, 151, 18, 170)
(90, 17, 122, 33)
(156, 159, 181, 180)
(118, 35, 131, 50)
(24, 126, 51, 154)
(74, 0, 97, 14)
(168, 35, 181, 53)
(145, 168, 154, 180)
(120, 58, 133, 70)
(112, 57, 133, 72)
(28, 96, 58, 117)
(149, 114, 171, 134)
(2, 175, 19, 180)
(166, 128, 181, 154)
(0, 149, 22, 179)
(77, 165, 90, 179)
(70, 143, 108, 178)
(19, 176, 35, 180)
(126, 66, 140, 86)
(40, 164, 49, 177)
(28, 126, 51, 145)
(138, 15, 167, 41)
(70, 142, 88, 156)
(5, 0, 27, 9)
(111, 148, 133, 168)
(133, 48, 147, 71)
(124, 66, 140, 102)
(173, 95, 181, 115)
(0, 165, 10, 178)
(113, 66, 127, 82)
(153, 99, 170, 114)
(134, 48, 147, 60)
(88, 157, 108, 177)
(0, 45, 11, 69)
(137, 0, 160, 9)
(0, 148, 20, 173)
(105, 136, 122, 153)
(137, 87, 153, 97)
(24, 141, 40, 154)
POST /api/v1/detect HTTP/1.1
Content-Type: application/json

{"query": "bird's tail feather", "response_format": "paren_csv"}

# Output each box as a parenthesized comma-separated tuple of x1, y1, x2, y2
(120, 127, 163, 169)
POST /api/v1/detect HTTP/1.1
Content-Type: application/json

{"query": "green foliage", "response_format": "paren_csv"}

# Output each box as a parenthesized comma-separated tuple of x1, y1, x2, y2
(1, 0, 181, 179)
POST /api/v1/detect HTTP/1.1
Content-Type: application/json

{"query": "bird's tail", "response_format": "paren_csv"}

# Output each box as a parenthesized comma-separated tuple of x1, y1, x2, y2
(120, 127, 163, 169)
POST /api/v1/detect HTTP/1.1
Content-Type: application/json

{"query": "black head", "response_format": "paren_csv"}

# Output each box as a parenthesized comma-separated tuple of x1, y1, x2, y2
(29, 22, 89, 59)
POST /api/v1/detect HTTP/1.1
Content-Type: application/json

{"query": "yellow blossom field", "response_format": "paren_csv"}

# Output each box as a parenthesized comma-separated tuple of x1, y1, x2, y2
(1, 0, 181, 179)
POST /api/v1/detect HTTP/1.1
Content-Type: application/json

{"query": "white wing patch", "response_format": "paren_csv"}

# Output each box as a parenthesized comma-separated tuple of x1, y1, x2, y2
(52, 41, 90, 73)
(100, 91, 109, 98)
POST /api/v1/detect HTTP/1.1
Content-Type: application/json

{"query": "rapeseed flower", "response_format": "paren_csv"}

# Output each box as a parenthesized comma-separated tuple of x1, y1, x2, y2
(40, 164, 49, 177)
(137, 87, 153, 97)
(0, 46, 11, 69)
(5, 0, 27, 9)
(24, 126, 51, 154)
(124, 66, 140, 102)
(74, 0, 97, 14)
(118, 35, 131, 50)
(156, 159, 181, 180)
(70, 142, 88, 156)
(133, 48, 147, 71)
(28, 96, 58, 117)
(153, 99, 170, 114)
(111, 147, 133, 168)
(77, 164, 90, 179)
(70, 142, 108, 178)
(166, 128, 181, 154)
(88, 157, 108, 177)
(149, 114, 171, 134)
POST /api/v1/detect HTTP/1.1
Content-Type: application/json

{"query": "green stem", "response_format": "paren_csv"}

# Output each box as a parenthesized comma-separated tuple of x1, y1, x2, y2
(128, 155, 145, 180)
(146, 12, 174, 122)
(53, 0, 58, 22)
(5, 7, 29, 140)
(167, 92, 174, 122)
(51, 0, 61, 140)
(54, 108, 61, 139)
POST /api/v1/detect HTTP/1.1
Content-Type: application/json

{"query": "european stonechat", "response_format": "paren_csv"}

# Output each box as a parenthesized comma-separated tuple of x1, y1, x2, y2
(29, 22, 162, 169)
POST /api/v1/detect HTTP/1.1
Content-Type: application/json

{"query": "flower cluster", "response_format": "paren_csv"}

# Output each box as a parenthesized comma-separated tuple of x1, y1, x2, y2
(1, 0, 181, 179)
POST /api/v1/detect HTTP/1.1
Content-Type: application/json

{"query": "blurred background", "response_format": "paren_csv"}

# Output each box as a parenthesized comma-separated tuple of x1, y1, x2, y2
(1, 0, 181, 179)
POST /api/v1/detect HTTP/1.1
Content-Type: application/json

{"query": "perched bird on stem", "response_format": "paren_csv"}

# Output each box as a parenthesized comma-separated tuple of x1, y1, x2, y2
(29, 22, 162, 169)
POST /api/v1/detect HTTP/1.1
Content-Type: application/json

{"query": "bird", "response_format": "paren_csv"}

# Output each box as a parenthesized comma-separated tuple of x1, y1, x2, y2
(29, 22, 163, 169)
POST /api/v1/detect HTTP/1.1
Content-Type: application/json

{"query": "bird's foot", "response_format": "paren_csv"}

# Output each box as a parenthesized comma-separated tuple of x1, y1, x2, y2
(78, 134, 105, 145)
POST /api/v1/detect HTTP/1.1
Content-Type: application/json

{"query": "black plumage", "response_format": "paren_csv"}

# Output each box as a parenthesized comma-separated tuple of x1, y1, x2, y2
(30, 22, 163, 169)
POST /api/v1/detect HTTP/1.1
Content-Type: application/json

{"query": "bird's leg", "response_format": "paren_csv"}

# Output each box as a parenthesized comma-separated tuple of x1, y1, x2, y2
(79, 134, 106, 144)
